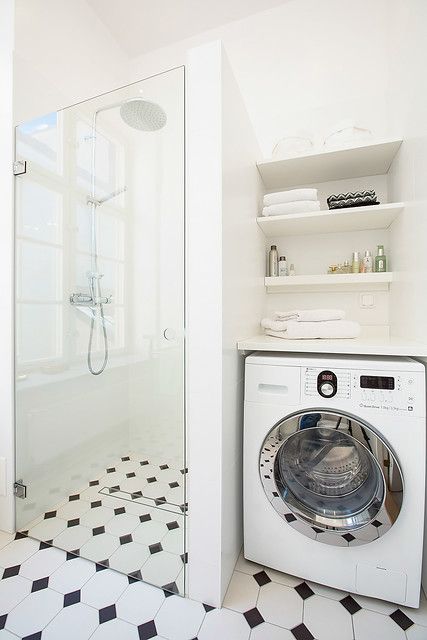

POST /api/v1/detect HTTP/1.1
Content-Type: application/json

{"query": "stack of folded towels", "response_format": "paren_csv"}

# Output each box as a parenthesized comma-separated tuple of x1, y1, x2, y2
(261, 309, 361, 340)
(262, 188, 321, 217)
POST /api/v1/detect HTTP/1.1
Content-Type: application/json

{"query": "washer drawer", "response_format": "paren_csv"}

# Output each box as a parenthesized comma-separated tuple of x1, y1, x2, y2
(245, 364, 300, 405)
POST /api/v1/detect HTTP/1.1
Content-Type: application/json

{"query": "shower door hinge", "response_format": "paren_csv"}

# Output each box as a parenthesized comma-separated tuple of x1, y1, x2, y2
(13, 160, 27, 176)
(14, 480, 27, 499)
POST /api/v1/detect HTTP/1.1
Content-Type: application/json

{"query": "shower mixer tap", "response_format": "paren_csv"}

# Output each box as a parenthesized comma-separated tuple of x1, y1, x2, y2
(69, 292, 112, 307)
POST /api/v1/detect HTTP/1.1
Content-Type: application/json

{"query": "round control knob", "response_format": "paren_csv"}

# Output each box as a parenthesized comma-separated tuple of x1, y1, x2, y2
(320, 382, 334, 397)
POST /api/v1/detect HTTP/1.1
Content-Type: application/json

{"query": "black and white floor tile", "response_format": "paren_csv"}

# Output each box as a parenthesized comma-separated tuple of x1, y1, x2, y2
(0, 531, 426, 640)
(19, 453, 187, 596)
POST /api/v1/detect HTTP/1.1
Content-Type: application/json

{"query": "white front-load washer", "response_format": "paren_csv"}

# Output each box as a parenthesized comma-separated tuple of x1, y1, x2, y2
(243, 353, 426, 607)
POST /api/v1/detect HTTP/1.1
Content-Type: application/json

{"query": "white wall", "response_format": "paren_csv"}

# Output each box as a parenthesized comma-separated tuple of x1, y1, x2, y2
(14, 0, 130, 124)
(186, 41, 264, 606)
(0, 0, 15, 533)
(129, 0, 392, 157)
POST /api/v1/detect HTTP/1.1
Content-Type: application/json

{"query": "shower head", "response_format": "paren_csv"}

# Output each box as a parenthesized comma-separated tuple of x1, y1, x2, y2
(119, 98, 167, 131)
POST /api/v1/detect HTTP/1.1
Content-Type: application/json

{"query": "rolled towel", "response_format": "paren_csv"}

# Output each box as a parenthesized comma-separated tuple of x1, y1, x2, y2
(262, 200, 321, 217)
(265, 320, 361, 340)
(273, 309, 345, 322)
(264, 188, 318, 207)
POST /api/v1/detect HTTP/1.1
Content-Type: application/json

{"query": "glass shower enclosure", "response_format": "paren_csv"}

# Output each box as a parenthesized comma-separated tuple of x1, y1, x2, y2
(14, 68, 186, 594)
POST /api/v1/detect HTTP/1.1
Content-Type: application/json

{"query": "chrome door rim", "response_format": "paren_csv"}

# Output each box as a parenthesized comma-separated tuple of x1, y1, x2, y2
(259, 409, 403, 546)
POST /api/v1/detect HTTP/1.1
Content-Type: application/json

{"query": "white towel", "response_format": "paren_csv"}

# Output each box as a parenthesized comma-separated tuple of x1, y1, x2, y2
(273, 309, 345, 322)
(262, 200, 320, 217)
(263, 188, 318, 207)
(265, 320, 361, 340)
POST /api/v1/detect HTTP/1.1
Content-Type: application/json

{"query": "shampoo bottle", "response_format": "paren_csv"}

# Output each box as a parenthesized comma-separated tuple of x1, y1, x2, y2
(375, 245, 387, 272)
(268, 245, 279, 277)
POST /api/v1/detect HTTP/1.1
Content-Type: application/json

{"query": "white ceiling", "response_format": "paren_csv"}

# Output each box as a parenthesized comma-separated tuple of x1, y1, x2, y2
(86, 0, 288, 57)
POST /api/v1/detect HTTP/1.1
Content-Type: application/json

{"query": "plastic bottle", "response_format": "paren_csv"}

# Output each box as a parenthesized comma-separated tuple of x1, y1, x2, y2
(278, 256, 288, 276)
(352, 251, 360, 274)
(363, 250, 373, 273)
(375, 245, 387, 272)
(268, 245, 279, 277)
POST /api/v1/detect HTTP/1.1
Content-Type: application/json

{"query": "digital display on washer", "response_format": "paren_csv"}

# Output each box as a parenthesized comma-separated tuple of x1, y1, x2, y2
(360, 375, 395, 390)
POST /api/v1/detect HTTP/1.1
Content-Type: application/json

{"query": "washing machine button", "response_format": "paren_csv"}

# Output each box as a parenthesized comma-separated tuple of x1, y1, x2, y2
(320, 382, 335, 397)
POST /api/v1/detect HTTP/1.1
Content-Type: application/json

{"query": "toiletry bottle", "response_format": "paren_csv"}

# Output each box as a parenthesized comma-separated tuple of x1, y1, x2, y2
(375, 245, 386, 272)
(278, 256, 288, 276)
(363, 250, 373, 273)
(268, 245, 279, 277)
(352, 251, 360, 274)
(289, 263, 295, 276)
(343, 260, 351, 274)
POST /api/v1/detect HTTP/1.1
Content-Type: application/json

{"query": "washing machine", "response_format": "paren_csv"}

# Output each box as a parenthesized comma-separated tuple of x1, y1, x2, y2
(243, 352, 426, 607)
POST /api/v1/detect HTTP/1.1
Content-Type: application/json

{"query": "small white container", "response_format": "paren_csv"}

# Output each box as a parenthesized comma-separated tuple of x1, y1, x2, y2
(278, 256, 288, 277)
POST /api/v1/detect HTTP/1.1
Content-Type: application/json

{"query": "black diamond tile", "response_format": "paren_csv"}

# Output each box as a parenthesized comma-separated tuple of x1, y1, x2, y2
(180, 468, 188, 474)
(89, 480, 99, 487)
(128, 570, 142, 583)
(44, 511, 57, 519)
(126, 472, 136, 478)
(244, 607, 264, 628)
(294, 582, 315, 600)
(120, 534, 133, 545)
(39, 541, 51, 550)
(15, 531, 28, 540)
(272, 491, 279, 497)
(114, 507, 126, 515)
(69, 494, 79, 502)
(155, 497, 166, 506)
(147, 477, 157, 483)
(121, 456, 130, 461)
(169, 482, 179, 488)
(181, 552, 188, 564)
(138, 620, 157, 640)
(390, 609, 414, 631)
(69, 549, 80, 557)
(162, 582, 179, 595)
(31, 576, 49, 592)
(109, 485, 120, 494)
(93, 526, 105, 536)
(140, 514, 151, 523)
(0, 614, 6, 630)
(253, 570, 271, 587)
(99, 604, 116, 624)
(285, 513, 297, 523)
(342, 533, 355, 542)
(66, 551, 78, 561)
(96, 560, 109, 571)
(2, 565, 20, 579)
(371, 519, 382, 528)
(91, 500, 102, 508)
(106, 467, 116, 474)
(44, 539, 54, 546)
(159, 464, 169, 470)
(180, 502, 188, 513)
(64, 590, 81, 606)
(140, 460, 149, 466)
(167, 521, 179, 530)
(149, 543, 163, 554)
(23, 633, 42, 640)
(203, 603, 215, 612)
(340, 595, 361, 615)
(67, 518, 80, 528)
(291, 623, 315, 640)
(131, 491, 142, 500)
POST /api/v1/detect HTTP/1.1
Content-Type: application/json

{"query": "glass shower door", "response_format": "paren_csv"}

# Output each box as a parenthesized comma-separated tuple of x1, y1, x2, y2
(14, 68, 186, 594)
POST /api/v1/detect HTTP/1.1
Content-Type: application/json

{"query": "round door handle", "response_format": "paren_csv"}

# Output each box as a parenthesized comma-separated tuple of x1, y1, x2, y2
(163, 328, 176, 341)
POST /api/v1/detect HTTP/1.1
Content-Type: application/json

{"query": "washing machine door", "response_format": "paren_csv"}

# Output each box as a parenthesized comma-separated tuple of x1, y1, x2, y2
(260, 410, 403, 546)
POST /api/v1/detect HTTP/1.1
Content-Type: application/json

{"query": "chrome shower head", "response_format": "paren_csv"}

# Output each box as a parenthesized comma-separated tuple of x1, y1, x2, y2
(119, 98, 167, 131)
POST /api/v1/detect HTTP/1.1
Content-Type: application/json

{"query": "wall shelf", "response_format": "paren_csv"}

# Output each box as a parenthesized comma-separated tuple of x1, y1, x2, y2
(257, 138, 403, 189)
(265, 272, 393, 292)
(237, 334, 427, 358)
(257, 202, 404, 238)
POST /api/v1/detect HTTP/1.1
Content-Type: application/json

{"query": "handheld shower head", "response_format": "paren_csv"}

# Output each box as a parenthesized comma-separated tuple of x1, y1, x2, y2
(119, 98, 167, 131)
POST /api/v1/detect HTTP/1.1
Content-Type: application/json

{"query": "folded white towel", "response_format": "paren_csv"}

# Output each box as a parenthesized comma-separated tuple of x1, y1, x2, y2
(262, 200, 320, 217)
(264, 188, 318, 207)
(261, 318, 290, 331)
(265, 320, 361, 340)
(273, 309, 345, 322)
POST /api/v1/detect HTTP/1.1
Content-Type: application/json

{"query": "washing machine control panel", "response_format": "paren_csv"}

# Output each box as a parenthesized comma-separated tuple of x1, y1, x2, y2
(303, 367, 422, 414)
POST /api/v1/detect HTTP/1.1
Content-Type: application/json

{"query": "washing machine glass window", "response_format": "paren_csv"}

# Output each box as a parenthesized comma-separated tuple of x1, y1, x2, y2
(260, 410, 403, 546)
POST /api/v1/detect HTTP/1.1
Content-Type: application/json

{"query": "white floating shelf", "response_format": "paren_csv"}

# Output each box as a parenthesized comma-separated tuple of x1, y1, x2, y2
(257, 138, 403, 189)
(257, 202, 404, 238)
(265, 272, 393, 293)
(237, 334, 427, 358)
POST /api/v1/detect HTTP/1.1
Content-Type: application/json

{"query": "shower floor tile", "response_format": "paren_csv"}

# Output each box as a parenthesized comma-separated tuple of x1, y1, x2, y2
(20, 453, 186, 595)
